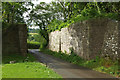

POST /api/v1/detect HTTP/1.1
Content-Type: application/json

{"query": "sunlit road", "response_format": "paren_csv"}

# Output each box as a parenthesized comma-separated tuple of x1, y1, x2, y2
(28, 49, 118, 80)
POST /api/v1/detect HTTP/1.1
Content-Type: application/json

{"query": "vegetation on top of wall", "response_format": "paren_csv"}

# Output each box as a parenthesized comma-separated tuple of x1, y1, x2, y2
(47, 12, 118, 33)
(2, 2, 120, 46)
(28, 2, 120, 47)
(47, 15, 90, 32)
(40, 49, 120, 78)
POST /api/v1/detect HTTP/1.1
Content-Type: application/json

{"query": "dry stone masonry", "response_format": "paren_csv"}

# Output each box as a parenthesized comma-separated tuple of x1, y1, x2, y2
(48, 18, 120, 60)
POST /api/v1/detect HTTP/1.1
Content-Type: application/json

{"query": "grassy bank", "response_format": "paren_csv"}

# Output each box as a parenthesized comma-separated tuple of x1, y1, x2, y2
(2, 53, 62, 78)
(41, 49, 120, 78)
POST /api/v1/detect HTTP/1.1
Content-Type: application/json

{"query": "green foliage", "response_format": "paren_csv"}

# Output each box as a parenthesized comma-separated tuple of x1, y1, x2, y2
(41, 49, 120, 77)
(28, 29, 40, 33)
(2, 53, 62, 78)
(2, 53, 36, 64)
(103, 13, 119, 20)
(38, 31, 48, 50)
(28, 33, 40, 42)
(2, 62, 62, 78)
(81, 7, 99, 18)
(27, 38, 47, 49)
(47, 15, 90, 32)
(27, 32, 47, 49)
(30, 2, 120, 32)
(28, 2, 120, 47)
(2, 2, 29, 24)
(27, 41, 40, 49)
(47, 11, 118, 32)
(40, 49, 85, 65)
(39, 29, 48, 44)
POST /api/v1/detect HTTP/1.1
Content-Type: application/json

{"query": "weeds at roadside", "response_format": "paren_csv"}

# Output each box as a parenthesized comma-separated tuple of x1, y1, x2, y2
(41, 49, 120, 77)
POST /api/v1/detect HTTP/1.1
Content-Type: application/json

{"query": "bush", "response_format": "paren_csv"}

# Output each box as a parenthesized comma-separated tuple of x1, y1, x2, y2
(40, 49, 85, 64)
(28, 33, 40, 42)
(39, 44, 45, 51)
(27, 41, 40, 49)
(41, 49, 120, 77)
(27, 32, 47, 49)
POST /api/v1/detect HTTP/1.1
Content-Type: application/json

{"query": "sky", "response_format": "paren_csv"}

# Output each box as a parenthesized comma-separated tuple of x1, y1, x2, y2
(25, 0, 53, 29)
(32, 0, 53, 4)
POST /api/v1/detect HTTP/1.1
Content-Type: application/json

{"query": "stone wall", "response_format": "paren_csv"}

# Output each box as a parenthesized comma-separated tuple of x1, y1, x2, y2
(48, 18, 120, 60)
(49, 30, 61, 52)
(2, 24, 27, 56)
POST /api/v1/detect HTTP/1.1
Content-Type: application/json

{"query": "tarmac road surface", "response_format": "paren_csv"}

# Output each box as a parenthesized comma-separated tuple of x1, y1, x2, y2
(28, 49, 119, 80)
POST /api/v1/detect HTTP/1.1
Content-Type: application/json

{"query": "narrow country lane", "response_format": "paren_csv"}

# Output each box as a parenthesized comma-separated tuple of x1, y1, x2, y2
(28, 49, 119, 80)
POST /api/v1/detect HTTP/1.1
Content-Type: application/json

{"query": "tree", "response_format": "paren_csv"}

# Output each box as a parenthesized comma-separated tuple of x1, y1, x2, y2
(2, 2, 31, 24)
(26, 1, 120, 48)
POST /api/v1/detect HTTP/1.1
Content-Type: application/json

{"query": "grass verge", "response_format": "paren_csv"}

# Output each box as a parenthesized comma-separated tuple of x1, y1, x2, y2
(41, 49, 120, 78)
(2, 53, 62, 78)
